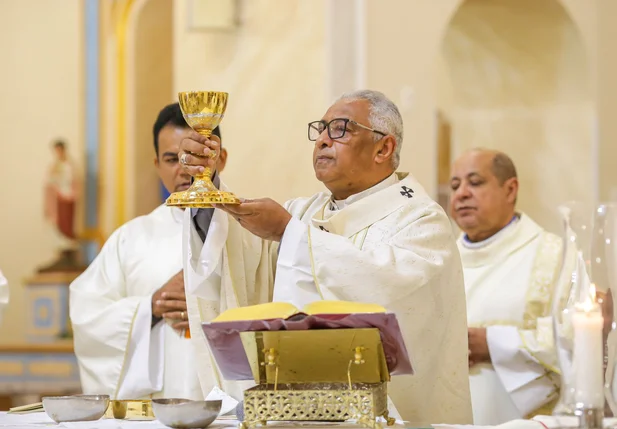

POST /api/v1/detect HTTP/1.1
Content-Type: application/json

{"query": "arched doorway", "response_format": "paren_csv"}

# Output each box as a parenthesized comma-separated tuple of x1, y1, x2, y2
(435, 0, 593, 232)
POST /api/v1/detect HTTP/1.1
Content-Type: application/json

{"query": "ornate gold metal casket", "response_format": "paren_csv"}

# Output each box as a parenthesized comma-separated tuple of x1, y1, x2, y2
(201, 304, 413, 429)
(238, 328, 394, 429)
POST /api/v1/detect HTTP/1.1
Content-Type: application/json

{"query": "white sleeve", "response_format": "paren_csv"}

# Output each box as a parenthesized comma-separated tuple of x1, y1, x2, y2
(70, 227, 164, 399)
(487, 322, 559, 416)
(273, 218, 318, 306)
(115, 295, 165, 399)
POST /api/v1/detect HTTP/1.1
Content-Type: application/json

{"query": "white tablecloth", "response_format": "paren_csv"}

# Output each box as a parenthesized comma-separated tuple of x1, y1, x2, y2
(0, 413, 413, 429)
(0, 412, 240, 429)
(3, 413, 617, 429)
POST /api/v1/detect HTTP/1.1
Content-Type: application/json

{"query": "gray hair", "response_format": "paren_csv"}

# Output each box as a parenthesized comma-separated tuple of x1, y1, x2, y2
(337, 89, 404, 169)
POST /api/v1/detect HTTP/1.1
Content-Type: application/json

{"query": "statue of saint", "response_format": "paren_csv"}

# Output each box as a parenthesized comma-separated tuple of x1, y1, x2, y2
(38, 140, 84, 273)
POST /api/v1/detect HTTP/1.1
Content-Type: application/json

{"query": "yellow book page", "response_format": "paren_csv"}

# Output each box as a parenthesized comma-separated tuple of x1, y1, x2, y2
(213, 302, 300, 322)
(302, 300, 386, 315)
(212, 301, 386, 322)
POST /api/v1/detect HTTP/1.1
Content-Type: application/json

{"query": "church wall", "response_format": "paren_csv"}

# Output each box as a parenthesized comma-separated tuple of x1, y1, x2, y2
(596, 0, 617, 203)
(438, 0, 594, 234)
(128, 0, 174, 217)
(365, 0, 597, 235)
(0, 1, 84, 343)
(172, 0, 328, 203)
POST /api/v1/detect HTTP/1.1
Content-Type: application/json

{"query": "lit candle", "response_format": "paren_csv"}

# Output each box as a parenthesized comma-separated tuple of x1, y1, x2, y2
(572, 284, 605, 408)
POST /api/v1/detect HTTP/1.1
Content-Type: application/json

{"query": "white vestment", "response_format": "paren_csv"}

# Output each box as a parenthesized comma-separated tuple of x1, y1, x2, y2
(70, 205, 202, 400)
(184, 173, 473, 425)
(0, 269, 8, 326)
(459, 214, 562, 425)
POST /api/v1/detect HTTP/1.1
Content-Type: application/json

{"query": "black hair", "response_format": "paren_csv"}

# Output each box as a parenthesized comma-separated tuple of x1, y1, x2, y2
(153, 102, 222, 156)
(53, 139, 66, 149)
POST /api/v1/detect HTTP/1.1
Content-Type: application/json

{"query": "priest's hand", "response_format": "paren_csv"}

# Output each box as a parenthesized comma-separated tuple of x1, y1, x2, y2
(468, 327, 491, 367)
(215, 198, 292, 242)
(152, 271, 189, 331)
(178, 131, 219, 176)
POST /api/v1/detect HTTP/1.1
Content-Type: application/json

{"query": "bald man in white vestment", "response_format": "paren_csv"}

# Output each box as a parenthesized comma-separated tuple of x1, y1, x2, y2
(179, 90, 472, 425)
(70, 103, 228, 399)
(449, 149, 562, 425)
(0, 269, 8, 325)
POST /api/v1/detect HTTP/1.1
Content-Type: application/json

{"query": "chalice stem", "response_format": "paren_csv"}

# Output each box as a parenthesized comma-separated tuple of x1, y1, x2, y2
(193, 167, 214, 188)
(194, 129, 215, 185)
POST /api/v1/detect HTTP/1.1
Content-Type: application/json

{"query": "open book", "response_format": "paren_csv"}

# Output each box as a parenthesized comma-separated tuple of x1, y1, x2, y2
(213, 300, 387, 322)
(202, 300, 413, 381)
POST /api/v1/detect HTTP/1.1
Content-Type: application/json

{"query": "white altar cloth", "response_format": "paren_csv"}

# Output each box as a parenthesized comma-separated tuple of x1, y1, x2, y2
(0, 413, 407, 429)
(0, 412, 235, 429)
(2, 413, 617, 429)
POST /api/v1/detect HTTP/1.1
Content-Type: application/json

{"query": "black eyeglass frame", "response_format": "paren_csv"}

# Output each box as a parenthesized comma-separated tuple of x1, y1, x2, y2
(307, 118, 387, 141)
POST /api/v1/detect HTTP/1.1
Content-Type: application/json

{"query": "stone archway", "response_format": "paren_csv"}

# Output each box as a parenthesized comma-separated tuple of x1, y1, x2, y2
(435, 0, 593, 232)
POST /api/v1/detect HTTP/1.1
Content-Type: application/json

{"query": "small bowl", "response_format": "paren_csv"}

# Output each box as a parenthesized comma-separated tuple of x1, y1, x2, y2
(152, 398, 222, 428)
(42, 395, 109, 423)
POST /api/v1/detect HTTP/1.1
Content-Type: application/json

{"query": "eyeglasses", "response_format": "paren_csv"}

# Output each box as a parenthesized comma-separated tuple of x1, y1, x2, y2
(307, 118, 387, 141)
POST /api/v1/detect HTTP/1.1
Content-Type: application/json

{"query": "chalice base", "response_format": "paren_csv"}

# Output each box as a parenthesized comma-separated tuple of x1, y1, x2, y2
(166, 177, 240, 209)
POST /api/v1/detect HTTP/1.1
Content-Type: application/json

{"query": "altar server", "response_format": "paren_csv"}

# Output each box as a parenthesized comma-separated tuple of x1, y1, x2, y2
(70, 103, 227, 400)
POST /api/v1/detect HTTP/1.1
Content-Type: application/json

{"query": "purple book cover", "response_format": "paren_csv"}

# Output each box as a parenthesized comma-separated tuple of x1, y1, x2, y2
(201, 312, 414, 381)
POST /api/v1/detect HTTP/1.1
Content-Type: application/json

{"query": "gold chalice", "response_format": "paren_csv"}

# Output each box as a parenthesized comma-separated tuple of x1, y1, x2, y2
(166, 91, 240, 208)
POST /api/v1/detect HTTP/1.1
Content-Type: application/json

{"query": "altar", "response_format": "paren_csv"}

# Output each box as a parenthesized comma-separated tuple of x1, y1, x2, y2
(0, 412, 594, 429)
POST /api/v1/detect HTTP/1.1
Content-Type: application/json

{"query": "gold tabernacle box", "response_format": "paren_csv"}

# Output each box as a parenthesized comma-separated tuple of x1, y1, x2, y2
(201, 301, 414, 429)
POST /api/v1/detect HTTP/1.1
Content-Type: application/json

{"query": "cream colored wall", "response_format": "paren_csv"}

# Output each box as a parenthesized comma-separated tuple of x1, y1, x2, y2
(173, 0, 327, 203)
(365, 0, 597, 235)
(437, 0, 593, 234)
(129, 0, 174, 217)
(0, 1, 83, 342)
(597, 0, 617, 202)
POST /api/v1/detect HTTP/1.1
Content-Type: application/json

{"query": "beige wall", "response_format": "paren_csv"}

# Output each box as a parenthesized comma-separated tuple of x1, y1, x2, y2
(597, 0, 617, 202)
(363, 0, 598, 234)
(172, 0, 327, 203)
(0, 1, 83, 342)
(437, 0, 594, 233)
(129, 0, 174, 217)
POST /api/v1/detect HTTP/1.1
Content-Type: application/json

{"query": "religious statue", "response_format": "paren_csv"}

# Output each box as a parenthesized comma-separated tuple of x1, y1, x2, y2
(38, 140, 84, 273)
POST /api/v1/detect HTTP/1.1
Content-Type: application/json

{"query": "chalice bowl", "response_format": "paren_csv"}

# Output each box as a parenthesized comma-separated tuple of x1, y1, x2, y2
(165, 91, 240, 208)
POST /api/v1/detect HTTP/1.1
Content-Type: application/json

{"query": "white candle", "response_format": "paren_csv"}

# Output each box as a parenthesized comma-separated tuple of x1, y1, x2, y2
(572, 286, 605, 408)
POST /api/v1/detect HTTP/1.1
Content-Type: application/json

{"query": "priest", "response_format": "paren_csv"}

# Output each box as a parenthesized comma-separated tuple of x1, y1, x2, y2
(69, 103, 228, 400)
(180, 90, 472, 425)
(449, 148, 562, 425)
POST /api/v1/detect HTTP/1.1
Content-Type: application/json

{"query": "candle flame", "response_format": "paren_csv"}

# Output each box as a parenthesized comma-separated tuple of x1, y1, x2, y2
(581, 284, 598, 312)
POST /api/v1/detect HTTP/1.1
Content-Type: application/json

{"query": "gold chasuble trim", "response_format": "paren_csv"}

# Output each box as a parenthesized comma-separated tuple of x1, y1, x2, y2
(520, 231, 563, 417)
(523, 232, 562, 329)
(518, 230, 562, 378)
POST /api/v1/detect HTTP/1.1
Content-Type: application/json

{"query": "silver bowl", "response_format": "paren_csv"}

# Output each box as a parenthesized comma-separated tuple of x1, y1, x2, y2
(42, 395, 110, 423)
(152, 398, 222, 428)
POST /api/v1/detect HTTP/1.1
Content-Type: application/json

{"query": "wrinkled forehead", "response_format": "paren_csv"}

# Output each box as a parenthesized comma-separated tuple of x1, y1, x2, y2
(322, 98, 370, 122)
(451, 151, 496, 179)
